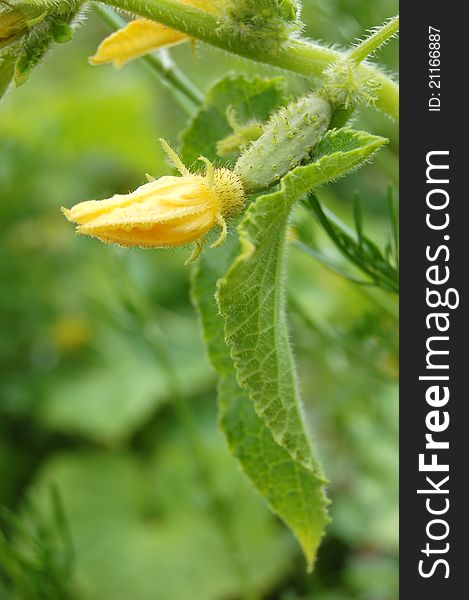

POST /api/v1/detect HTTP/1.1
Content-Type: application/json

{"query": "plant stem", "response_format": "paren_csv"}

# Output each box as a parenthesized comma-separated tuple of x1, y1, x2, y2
(348, 15, 399, 64)
(97, 0, 399, 120)
(93, 4, 204, 111)
(143, 52, 203, 110)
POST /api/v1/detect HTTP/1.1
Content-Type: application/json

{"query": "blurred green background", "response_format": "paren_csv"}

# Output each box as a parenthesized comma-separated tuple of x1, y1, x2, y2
(0, 1, 398, 598)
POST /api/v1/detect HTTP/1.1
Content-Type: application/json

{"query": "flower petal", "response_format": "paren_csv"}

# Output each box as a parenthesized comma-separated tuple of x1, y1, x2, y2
(62, 176, 212, 225)
(62, 174, 221, 247)
(62, 147, 244, 253)
(89, 19, 189, 67)
(77, 211, 216, 248)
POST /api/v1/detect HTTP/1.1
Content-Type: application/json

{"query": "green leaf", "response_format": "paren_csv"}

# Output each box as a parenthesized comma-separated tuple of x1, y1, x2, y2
(40, 331, 212, 444)
(310, 127, 388, 186)
(186, 77, 386, 570)
(209, 126, 386, 565)
(217, 127, 387, 466)
(186, 74, 333, 570)
(28, 433, 292, 600)
(192, 245, 330, 571)
(180, 73, 286, 165)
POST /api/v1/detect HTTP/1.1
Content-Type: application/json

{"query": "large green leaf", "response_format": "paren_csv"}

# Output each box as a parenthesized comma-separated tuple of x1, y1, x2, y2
(192, 245, 330, 571)
(187, 76, 387, 571)
(39, 325, 212, 444)
(217, 127, 387, 469)
(28, 428, 291, 600)
(186, 74, 331, 570)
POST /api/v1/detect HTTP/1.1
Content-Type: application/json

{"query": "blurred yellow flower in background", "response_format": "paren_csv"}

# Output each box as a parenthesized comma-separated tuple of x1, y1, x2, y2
(50, 316, 91, 353)
(62, 140, 244, 262)
(90, 0, 222, 67)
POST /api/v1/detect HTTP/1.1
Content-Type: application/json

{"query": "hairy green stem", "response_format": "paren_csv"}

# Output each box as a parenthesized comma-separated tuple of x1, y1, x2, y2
(97, 0, 399, 119)
(94, 4, 204, 111)
(348, 15, 399, 63)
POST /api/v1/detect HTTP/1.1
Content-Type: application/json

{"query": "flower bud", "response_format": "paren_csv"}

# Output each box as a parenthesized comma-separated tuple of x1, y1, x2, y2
(220, 0, 301, 47)
(62, 142, 244, 262)
(90, 0, 221, 67)
(234, 94, 331, 193)
(0, 9, 28, 49)
(89, 19, 189, 67)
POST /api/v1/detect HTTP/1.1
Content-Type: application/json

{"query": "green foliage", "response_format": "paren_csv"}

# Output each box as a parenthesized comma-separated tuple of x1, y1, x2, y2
(185, 73, 388, 570)
(180, 73, 286, 166)
(216, 126, 386, 509)
(1, 2, 399, 598)
(26, 426, 292, 600)
(89, 0, 398, 118)
(298, 189, 399, 292)
(193, 243, 330, 572)
(0, 488, 77, 599)
(11, 1, 82, 86)
(39, 331, 211, 443)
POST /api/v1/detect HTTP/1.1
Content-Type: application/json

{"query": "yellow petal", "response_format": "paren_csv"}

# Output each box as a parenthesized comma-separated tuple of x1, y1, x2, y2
(62, 177, 182, 225)
(89, 19, 189, 67)
(89, 0, 224, 67)
(62, 151, 245, 251)
(63, 175, 219, 248)
(79, 213, 216, 247)
(186, 0, 221, 14)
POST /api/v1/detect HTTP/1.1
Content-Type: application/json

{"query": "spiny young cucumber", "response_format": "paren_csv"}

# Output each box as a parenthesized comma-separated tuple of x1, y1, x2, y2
(234, 95, 331, 193)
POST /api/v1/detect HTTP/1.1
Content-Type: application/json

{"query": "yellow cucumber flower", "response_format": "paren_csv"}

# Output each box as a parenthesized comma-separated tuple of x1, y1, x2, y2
(90, 0, 221, 67)
(62, 140, 244, 263)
